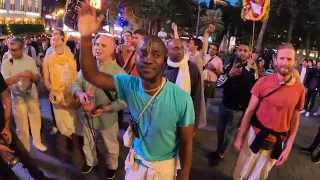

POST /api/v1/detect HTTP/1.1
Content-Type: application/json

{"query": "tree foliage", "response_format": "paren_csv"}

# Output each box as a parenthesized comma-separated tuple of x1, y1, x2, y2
(200, 9, 224, 39)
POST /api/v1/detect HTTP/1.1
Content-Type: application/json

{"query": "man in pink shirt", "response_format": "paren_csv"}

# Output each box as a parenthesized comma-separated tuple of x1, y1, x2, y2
(203, 44, 223, 103)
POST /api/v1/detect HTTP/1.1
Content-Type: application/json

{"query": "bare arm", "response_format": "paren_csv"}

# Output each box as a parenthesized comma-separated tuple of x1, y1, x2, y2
(3, 73, 21, 86)
(285, 110, 300, 151)
(202, 33, 210, 56)
(237, 95, 260, 140)
(172, 23, 180, 39)
(1, 89, 11, 130)
(30, 73, 40, 82)
(80, 36, 116, 91)
(179, 124, 194, 180)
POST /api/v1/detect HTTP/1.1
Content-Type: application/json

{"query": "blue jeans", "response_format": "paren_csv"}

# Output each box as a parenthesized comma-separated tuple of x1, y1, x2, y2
(0, 129, 46, 180)
(217, 104, 244, 156)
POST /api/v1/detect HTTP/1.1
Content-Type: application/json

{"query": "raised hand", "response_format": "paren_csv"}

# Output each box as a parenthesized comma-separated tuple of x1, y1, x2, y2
(78, 0, 105, 37)
(205, 24, 215, 35)
(172, 22, 178, 31)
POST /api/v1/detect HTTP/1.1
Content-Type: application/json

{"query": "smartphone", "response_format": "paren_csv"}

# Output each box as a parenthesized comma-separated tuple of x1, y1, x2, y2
(235, 56, 243, 68)
(91, 104, 104, 114)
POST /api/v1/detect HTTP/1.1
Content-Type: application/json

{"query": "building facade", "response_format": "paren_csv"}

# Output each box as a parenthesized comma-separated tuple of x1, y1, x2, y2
(0, 0, 42, 24)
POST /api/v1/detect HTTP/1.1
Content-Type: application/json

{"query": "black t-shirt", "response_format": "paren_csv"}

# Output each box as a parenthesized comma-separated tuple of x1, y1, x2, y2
(0, 73, 8, 131)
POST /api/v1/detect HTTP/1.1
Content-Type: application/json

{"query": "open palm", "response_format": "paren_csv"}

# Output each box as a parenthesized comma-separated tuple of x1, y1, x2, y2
(78, 0, 104, 37)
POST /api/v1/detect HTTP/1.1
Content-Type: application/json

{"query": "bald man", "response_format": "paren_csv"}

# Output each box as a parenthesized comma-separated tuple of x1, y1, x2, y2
(164, 39, 203, 128)
(71, 35, 127, 178)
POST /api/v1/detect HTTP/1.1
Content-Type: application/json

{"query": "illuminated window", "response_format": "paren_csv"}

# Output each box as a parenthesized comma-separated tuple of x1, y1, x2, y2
(20, 0, 24, 11)
(10, 0, 14, 10)
(0, 0, 5, 9)
(35, 0, 39, 12)
(28, 0, 32, 11)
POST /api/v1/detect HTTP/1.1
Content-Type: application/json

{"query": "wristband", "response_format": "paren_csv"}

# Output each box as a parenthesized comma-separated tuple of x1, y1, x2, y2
(80, 41, 92, 47)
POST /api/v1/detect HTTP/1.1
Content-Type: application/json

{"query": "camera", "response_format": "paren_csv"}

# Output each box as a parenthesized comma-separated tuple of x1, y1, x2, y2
(0, 134, 20, 168)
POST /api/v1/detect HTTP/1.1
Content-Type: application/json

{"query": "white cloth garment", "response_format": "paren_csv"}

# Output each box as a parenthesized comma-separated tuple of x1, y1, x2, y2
(300, 67, 307, 83)
(13, 97, 42, 152)
(233, 127, 278, 180)
(52, 105, 76, 137)
(82, 122, 119, 169)
(167, 55, 191, 94)
(125, 149, 178, 180)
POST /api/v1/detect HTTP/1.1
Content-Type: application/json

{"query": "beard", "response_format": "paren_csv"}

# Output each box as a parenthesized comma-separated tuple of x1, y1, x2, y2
(276, 65, 293, 76)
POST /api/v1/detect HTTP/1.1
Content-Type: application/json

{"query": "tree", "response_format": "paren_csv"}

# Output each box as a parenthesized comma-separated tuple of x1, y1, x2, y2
(139, 0, 176, 34)
(256, 20, 268, 52)
(200, 9, 224, 39)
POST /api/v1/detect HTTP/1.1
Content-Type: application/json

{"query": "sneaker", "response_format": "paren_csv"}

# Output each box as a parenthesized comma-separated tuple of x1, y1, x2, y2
(300, 147, 313, 154)
(314, 112, 318, 116)
(81, 164, 94, 174)
(206, 151, 218, 159)
(33, 142, 47, 152)
(300, 110, 306, 114)
(50, 127, 58, 135)
(106, 169, 117, 179)
(311, 156, 320, 164)
(305, 112, 310, 117)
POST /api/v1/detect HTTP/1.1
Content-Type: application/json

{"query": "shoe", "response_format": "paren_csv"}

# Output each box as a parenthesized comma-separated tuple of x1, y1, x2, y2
(50, 127, 58, 135)
(300, 147, 313, 154)
(208, 156, 223, 167)
(305, 112, 310, 117)
(81, 164, 94, 174)
(206, 151, 218, 159)
(66, 137, 73, 151)
(33, 142, 47, 152)
(106, 169, 117, 179)
(311, 156, 320, 164)
(313, 112, 318, 116)
(300, 110, 306, 114)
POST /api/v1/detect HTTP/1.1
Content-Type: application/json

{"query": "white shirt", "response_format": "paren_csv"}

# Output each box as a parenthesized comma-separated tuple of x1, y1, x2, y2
(300, 67, 307, 83)
(158, 31, 167, 39)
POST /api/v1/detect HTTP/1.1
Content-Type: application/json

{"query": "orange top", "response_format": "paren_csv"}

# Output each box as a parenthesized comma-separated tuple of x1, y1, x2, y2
(123, 50, 139, 77)
(251, 74, 305, 142)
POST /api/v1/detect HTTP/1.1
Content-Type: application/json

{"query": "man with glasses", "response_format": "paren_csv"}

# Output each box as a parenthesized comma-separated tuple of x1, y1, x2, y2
(116, 31, 133, 67)
(123, 29, 148, 77)
(1, 37, 47, 152)
(203, 43, 223, 103)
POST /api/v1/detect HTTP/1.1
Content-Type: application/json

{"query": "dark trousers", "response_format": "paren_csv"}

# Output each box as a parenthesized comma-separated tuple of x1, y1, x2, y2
(204, 80, 216, 103)
(305, 89, 318, 112)
(309, 125, 320, 152)
(216, 104, 244, 155)
(0, 129, 46, 180)
(48, 93, 57, 127)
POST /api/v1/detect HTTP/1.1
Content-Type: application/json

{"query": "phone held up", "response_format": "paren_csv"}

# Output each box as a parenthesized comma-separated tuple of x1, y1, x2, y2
(235, 56, 243, 68)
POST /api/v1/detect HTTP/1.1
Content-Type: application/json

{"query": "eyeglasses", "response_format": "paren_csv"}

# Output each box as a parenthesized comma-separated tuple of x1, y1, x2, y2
(9, 48, 21, 52)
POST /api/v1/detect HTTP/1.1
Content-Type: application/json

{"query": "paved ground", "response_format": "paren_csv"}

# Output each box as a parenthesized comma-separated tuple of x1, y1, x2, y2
(13, 84, 320, 180)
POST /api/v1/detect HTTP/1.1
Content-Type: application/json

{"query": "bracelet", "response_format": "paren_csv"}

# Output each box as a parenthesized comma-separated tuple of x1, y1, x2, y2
(80, 41, 92, 47)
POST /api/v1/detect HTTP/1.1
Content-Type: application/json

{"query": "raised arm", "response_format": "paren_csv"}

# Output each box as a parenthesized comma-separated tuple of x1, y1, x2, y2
(78, 1, 115, 91)
(172, 22, 180, 39)
(202, 24, 215, 56)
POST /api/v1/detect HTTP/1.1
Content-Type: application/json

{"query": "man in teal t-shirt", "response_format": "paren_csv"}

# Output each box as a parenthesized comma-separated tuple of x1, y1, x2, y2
(77, 3, 195, 179)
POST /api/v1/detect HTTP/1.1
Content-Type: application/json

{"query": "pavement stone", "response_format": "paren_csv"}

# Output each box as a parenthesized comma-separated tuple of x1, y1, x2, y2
(12, 85, 320, 180)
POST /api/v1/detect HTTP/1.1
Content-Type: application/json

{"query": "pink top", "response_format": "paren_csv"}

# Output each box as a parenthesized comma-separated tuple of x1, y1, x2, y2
(204, 54, 223, 82)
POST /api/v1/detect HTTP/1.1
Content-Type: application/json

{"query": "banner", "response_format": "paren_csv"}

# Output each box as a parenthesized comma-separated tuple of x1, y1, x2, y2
(241, 0, 270, 21)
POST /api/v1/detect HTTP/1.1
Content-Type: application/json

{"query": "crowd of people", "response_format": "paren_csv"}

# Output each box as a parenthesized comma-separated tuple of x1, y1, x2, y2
(0, 1, 319, 180)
